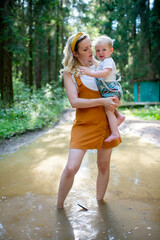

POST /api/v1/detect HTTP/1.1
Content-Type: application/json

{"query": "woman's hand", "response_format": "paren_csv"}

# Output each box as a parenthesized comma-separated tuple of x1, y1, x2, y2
(102, 96, 121, 111)
(113, 96, 121, 108)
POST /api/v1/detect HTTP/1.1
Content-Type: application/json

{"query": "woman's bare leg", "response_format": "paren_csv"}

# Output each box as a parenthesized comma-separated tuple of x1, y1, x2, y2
(57, 148, 86, 209)
(96, 148, 112, 201)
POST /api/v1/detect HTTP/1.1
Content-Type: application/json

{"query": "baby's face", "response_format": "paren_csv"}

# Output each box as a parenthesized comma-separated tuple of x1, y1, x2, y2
(95, 43, 113, 61)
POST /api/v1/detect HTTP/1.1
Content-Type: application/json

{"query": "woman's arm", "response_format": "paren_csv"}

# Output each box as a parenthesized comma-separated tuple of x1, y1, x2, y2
(64, 71, 119, 110)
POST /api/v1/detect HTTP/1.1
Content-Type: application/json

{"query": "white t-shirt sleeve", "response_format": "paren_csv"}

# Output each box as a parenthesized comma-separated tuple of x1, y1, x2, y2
(101, 58, 113, 69)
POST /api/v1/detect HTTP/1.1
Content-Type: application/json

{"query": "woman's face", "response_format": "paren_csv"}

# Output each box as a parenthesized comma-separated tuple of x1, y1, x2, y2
(74, 37, 93, 66)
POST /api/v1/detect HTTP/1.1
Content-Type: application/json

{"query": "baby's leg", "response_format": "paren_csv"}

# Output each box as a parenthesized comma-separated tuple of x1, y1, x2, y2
(115, 109, 125, 126)
(105, 109, 119, 142)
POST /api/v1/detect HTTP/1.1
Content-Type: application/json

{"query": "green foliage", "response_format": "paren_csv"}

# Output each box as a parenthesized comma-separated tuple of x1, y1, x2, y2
(131, 106, 160, 120)
(121, 81, 134, 102)
(121, 106, 160, 120)
(0, 81, 70, 140)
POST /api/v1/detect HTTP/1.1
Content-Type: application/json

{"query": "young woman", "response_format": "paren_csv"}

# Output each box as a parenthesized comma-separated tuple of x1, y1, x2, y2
(57, 32, 121, 209)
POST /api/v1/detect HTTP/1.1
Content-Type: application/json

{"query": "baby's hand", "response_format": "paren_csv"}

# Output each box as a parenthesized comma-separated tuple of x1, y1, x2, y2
(80, 67, 90, 76)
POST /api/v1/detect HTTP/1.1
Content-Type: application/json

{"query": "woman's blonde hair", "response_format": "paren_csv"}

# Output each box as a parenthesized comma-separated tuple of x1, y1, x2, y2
(61, 33, 89, 75)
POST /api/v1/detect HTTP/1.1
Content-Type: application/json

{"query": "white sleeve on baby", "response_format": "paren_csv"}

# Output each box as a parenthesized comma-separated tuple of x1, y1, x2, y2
(101, 58, 114, 69)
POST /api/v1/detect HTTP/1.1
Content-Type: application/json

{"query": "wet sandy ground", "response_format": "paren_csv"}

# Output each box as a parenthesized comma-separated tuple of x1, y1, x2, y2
(0, 110, 160, 240)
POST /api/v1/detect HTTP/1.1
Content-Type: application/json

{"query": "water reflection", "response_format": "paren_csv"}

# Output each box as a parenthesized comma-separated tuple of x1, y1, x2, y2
(0, 110, 160, 239)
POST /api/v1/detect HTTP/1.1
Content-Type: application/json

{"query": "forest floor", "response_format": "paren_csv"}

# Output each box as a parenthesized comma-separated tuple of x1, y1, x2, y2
(0, 108, 160, 156)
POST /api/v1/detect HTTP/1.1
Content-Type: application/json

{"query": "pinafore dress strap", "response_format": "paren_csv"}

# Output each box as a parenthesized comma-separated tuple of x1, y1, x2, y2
(72, 75, 83, 93)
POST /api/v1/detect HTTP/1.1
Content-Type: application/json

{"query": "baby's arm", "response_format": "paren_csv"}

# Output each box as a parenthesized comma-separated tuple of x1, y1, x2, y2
(80, 67, 112, 78)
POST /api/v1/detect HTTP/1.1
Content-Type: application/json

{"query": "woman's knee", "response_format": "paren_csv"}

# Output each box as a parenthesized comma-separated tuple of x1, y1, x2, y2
(97, 149, 112, 174)
(97, 161, 110, 174)
(64, 165, 79, 177)
(64, 149, 86, 177)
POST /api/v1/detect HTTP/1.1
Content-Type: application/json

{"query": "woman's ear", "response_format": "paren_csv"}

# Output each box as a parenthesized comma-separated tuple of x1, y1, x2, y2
(73, 51, 78, 57)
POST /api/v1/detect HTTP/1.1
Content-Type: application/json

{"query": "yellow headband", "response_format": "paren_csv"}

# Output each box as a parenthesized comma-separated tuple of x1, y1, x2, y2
(71, 32, 84, 52)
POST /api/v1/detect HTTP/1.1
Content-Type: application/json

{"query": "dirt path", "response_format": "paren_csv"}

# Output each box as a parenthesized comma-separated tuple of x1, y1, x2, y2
(119, 114, 160, 147)
(0, 109, 159, 156)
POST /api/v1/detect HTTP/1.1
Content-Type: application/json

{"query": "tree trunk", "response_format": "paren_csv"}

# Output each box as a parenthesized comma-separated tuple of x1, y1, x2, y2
(22, 64, 28, 85)
(55, 1, 60, 83)
(48, 36, 52, 84)
(0, 0, 13, 106)
(35, 39, 42, 89)
(35, 54, 42, 89)
(147, 0, 152, 64)
(151, 0, 160, 78)
(28, 0, 33, 91)
(0, 40, 13, 105)
(35, 19, 42, 89)
(22, 0, 28, 84)
(60, 0, 64, 87)
(55, 22, 59, 82)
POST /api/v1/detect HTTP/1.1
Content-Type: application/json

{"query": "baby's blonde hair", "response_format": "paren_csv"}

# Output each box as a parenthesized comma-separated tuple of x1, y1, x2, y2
(61, 33, 89, 75)
(94, 35, 113, 48)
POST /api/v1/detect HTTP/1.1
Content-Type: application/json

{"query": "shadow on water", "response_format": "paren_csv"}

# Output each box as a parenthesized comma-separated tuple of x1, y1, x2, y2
(0, 111, 160, 239)
(53, 210, 75, 240)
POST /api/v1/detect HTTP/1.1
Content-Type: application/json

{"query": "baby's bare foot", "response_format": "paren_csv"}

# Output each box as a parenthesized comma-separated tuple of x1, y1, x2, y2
(105, 133, 119, 142)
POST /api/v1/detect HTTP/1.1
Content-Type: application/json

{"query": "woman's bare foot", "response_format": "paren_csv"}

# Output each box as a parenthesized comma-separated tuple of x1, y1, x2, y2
(97, 199, 107, 205)
(105, 133, 119, 142)
(57, 203, 64, 210)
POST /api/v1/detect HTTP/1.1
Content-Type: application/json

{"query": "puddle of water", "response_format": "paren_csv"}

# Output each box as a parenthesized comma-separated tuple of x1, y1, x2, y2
(0, 114, 160, 240)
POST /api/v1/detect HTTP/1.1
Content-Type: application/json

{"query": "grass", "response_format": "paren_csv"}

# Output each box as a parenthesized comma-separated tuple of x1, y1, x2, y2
(120, 105, 160, 120)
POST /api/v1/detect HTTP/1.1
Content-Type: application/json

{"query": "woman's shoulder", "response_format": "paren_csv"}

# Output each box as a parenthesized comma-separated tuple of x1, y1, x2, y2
(63, 71, 72, 78)
(63, 71, 74, 85)
(63, 71, 78, 87)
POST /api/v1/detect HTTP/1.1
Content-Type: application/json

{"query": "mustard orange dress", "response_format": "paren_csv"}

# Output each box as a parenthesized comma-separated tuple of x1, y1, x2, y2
(70, 76, 122, 149)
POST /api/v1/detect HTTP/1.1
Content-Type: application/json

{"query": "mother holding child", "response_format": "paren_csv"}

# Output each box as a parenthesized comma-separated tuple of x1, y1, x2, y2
(57, 32, 124, 209)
